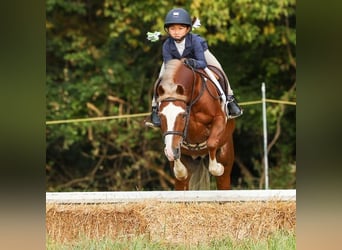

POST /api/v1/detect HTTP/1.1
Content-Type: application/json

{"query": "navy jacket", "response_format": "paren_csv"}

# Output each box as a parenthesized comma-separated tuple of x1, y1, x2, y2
(162, 33, 208, 69)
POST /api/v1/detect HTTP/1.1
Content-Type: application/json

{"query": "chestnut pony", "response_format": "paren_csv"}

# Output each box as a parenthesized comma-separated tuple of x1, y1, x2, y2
(156, 59, 235, 190)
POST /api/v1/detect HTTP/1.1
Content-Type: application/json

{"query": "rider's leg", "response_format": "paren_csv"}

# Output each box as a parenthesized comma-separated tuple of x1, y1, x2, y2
(149, 97, 160, 127)
(203, 67, 227, 104)
(145, 64, 164, 127)
(204, 50, 243, 118)
(204, 67, 242, 119)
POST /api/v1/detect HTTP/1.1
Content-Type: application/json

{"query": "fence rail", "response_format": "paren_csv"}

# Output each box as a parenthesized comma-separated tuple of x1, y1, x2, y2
(46, 189, 296, 204)
(45, 98, 296, 125)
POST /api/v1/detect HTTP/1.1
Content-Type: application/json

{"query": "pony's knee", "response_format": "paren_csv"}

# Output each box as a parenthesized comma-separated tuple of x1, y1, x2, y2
(206, 138, 220, 149)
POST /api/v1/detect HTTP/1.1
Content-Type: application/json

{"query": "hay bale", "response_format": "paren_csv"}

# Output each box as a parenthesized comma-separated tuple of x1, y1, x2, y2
(46, 201, 295, 244)
(46, 203, 148, 242)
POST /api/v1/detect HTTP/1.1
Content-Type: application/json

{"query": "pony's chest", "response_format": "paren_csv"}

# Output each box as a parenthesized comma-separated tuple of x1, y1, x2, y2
(187, 120, 210, 141)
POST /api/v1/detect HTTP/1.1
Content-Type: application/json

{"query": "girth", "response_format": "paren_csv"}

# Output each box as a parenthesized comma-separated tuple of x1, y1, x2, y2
(181, 140, 207, 151)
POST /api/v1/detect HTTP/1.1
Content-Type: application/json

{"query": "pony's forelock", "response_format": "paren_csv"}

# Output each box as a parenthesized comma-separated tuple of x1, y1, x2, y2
(158, 60, 187, 102)
(162, 60, 181, 84)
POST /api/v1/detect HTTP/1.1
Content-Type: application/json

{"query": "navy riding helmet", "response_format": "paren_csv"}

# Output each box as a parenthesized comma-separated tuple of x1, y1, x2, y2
(164, 8, 192, 30)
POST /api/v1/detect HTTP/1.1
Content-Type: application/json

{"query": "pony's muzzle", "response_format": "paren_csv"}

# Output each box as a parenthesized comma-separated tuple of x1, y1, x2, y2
(164, 146, 181, 161)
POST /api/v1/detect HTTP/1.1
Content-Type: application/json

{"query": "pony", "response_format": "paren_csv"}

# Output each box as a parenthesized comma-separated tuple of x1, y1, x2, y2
(156, 59, 235, 190)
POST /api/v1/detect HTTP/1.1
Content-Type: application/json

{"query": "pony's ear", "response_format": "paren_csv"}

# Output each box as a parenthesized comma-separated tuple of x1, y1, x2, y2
(157, 85, 165, 96)
(176, 84, 185, 95)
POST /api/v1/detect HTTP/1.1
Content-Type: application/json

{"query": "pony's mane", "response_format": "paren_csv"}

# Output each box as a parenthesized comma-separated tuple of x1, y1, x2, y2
(162, 59, 181, 83)
(158, 59, 187, 102)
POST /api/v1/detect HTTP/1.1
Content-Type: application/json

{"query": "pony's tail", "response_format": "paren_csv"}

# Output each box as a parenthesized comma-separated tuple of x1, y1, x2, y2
(189, 157, 210, 190)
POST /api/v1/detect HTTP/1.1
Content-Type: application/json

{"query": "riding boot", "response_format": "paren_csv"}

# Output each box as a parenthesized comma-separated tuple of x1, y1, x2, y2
(151, 106, 161, 126)
(145, 77, 163, 128)
(145, 106, 161, 127)
(227, 95, 243, 119)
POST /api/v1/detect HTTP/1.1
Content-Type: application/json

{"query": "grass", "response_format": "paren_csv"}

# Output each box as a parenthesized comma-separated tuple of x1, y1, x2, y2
(47, 231, 295, 250)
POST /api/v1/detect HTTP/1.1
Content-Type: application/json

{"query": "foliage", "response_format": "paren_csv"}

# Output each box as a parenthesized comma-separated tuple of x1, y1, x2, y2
(46, 0, 296, 191)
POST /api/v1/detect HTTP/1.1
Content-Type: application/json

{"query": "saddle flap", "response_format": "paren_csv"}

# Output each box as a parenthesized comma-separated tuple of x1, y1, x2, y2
(207, 65, 228, 96)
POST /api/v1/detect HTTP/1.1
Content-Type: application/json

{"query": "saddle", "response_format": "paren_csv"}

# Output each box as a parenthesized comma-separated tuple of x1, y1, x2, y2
(154, 64, 229, 99)
(206, 65, 229, 97)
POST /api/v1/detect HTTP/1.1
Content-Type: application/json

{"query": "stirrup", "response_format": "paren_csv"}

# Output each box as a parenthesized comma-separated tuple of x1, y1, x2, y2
(144, 118, 161, 128)
(227, 110, 243, 119)
(145, 107, 161, 127)
(145, 121, 157, 128)
(226, 98, 243, 119)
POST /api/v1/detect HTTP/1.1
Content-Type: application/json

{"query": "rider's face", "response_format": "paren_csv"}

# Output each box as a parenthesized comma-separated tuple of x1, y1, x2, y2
(167, 24, 190, 42)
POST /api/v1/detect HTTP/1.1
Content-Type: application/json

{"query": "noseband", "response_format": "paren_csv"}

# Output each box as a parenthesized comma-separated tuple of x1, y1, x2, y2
(160, 70, 206, 141)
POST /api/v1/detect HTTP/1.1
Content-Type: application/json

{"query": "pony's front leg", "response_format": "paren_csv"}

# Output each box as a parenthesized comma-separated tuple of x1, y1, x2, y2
(170, 159, 189, 190)
(208, 153, 224, 176)
(215, 167, 231, 189)
(207, 116, 225, 176)
(174, 177, 190, 190)
(215, 137, 234, 189)
(173, 159, 188, 180)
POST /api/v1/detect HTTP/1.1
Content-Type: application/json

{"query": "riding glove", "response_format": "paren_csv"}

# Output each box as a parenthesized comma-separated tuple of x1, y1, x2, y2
(184, 58, 197, 68)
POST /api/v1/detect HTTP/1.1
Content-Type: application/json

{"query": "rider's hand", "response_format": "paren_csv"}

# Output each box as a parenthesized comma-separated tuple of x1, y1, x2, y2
(184, 58, 197, 68)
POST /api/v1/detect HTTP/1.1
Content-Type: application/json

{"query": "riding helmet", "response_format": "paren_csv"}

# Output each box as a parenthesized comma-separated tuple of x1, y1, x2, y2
(164, 8, 192, 29)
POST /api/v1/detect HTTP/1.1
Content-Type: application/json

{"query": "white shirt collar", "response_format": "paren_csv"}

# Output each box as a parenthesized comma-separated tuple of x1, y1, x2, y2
(174, 38, 186, 56)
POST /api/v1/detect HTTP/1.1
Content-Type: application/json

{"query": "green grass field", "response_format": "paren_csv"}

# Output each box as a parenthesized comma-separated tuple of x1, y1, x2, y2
(47, 231, 295, 250)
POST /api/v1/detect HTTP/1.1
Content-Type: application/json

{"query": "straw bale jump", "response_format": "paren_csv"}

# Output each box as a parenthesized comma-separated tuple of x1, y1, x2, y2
(46, 190, 296, 244)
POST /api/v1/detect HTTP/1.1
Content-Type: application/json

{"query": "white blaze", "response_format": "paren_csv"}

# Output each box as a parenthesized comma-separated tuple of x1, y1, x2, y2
(161, 103, 185, 161)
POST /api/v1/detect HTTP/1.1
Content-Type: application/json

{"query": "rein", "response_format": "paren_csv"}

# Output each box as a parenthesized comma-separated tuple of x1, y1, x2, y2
(161, 69, 206, 141)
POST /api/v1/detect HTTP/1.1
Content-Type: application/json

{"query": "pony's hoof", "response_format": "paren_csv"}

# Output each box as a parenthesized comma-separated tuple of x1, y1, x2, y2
(174, 159, 188, 180)
(175, 175, 188, 181)
(209, 164, 224, 176)
(174, 169, 188, 180)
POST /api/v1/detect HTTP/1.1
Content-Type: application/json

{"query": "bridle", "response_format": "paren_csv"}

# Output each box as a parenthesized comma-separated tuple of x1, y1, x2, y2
(160, 97, 188, 140)
(160, 68, 206, 141)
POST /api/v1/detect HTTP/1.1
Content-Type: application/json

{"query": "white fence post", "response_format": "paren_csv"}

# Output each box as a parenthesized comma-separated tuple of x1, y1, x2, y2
(261, 82, 269, 189)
